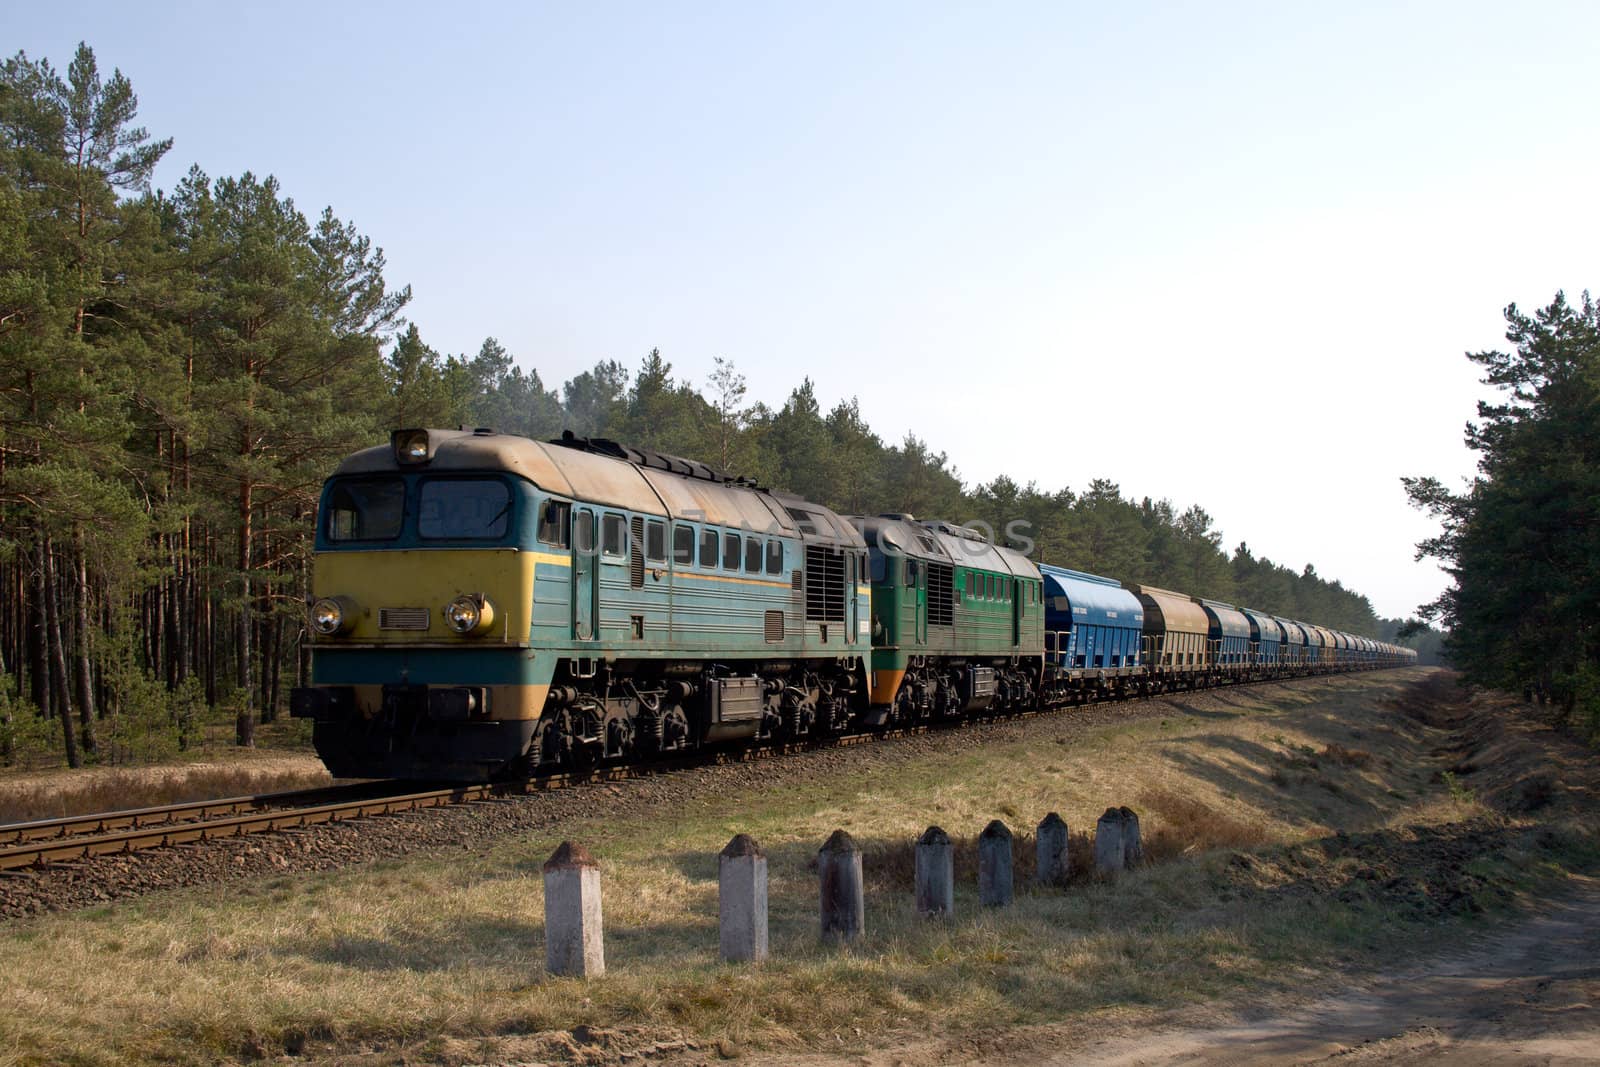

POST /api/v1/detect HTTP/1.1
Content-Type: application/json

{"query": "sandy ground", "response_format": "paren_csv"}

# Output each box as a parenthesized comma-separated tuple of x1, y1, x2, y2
(1073, 878, 1600, 1066)
(745, 880, 1600, 1067)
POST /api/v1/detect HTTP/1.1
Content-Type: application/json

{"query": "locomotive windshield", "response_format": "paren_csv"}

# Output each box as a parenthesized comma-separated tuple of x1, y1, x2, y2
(418, 477, 511, 540)
(325, 478, 404, 542)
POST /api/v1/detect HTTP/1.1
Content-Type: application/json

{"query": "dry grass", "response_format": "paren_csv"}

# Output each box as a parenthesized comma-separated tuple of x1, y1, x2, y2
(2, 669, 1593, 1067)
(0, 757, 333, 824)
(1320, 743, 1375, 768)
(1138, 787, 1273, 863)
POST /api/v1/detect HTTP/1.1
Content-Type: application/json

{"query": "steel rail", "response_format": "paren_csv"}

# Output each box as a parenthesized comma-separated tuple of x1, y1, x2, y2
(0, 781, 410, 847)
(0, 665, 1391, 873)
(0, 762, 684, 871)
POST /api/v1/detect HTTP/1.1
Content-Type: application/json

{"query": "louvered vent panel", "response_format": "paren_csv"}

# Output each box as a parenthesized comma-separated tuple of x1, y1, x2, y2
(379, 607, 430, 631)
(928, 562, 955, 627)
(764, 610, 785, 642)
(629, 516, 645, 588)
(804, 545, 846, 622)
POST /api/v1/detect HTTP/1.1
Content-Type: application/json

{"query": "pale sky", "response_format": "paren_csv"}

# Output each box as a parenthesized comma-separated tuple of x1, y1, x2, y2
(14, 2, 1599, 619)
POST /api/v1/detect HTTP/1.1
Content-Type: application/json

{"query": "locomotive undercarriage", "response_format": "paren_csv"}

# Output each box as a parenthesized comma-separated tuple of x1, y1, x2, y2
(884, 656, 1037, 727)
(530, 657, 866, 772)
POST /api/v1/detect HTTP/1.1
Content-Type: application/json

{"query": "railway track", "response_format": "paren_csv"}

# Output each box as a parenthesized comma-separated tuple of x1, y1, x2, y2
(0, 738, 860, 872)
(0, 669, 1370, 874)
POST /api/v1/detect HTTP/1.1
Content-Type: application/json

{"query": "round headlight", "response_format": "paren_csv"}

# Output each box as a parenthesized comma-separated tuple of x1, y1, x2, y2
(444, 597, 478, 633)
(310, 597, 345, 635)
(394, 429, 430, 463)
(444, 594, 494, 635)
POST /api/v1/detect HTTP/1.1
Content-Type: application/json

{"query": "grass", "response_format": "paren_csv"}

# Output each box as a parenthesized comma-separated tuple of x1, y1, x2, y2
(0, 669, 1595, 1066)
(0, 757, 334, 824)
(0, 715, 327, 823)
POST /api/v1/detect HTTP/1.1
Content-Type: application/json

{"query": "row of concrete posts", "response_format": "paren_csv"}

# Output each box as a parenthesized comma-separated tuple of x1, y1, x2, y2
(541, 806, 1142, 977)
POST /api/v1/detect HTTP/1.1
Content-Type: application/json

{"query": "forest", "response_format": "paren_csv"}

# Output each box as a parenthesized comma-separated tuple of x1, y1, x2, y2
(1407, 291, 1600, 735)
(0, 43, 1425, 770)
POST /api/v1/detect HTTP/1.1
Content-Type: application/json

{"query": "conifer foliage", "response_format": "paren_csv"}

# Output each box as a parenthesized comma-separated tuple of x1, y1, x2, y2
(1406, 291, 1600, 727)
(0, 43, 1403, 767)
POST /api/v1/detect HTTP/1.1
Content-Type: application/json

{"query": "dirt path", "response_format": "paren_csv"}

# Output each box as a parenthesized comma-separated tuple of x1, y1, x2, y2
(755, 881, 1600, 1067)
(1074, 879, 1600, 1065)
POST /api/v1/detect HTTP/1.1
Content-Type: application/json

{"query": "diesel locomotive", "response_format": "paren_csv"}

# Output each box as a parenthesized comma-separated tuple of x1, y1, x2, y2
(291, 428, 1415, 780)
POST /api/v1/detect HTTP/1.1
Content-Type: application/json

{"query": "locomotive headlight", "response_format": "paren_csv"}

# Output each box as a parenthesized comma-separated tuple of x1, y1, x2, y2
(310, 596, 355, 635)
(444, 593, 495, 635)
(392, 428, 432, 464)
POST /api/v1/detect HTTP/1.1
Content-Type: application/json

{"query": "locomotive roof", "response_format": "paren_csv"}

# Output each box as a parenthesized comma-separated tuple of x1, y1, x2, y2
(333, 429, 864, 546)
(849, 514, 1039, 578)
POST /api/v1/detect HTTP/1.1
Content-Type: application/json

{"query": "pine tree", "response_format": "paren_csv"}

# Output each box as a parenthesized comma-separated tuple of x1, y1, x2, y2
(1407, 291, 1600, 724)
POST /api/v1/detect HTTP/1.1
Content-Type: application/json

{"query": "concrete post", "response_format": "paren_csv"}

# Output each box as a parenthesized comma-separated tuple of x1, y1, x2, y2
(915, 826, 954, 917)
(978, 819, 1014, 907)
(543, 841, 603, 977)
(719, 833, 768, 964)
(1120, 806, 1142, 868)
(1036, 812, 1069, 887)
(1094, 807, 1125, 875)
(818, 829, 865, 944)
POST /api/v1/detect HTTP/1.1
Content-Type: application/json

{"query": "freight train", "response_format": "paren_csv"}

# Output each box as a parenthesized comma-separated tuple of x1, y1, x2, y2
(290, 429, 1416, 780)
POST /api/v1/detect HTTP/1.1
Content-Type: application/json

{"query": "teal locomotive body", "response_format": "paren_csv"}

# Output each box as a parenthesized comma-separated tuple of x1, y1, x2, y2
(293, 429, 870, 779)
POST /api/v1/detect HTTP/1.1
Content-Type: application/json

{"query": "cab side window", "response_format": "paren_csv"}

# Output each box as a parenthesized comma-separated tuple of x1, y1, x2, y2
(673, 524, 694, 565)
(538, 500, 570, 547)
(765, 540, 783, 575)
(645, 519, 666, 563)
(574, 510, 595, 554)
(602, 514, 626, 557)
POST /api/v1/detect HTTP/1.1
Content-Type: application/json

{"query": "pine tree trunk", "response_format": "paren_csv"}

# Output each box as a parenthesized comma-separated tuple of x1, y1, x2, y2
(165, 536, 179, 687)
(30, 542, 50, 719)
(203, 526, 216, 707)
(0, 638, 12, 763)
(180, 364, 194, 687)
(265, 610, 283, 723)
(43, 538, 80, 768)
(297, 549, 311, 689)
(72, 532, 97, 754)
(236, 476, 255, 747)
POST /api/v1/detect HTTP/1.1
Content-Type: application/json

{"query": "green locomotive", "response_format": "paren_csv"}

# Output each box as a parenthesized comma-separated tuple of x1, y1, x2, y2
(849, 514, 1044, 724)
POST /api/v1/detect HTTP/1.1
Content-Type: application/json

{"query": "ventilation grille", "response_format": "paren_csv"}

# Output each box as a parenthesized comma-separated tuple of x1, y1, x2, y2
(928, 562, 954, 627)
(379, 607, 429, 631)
(629, 516, 645, 588)
(764, 610, 785, 642)
(804, 545, 846, 622)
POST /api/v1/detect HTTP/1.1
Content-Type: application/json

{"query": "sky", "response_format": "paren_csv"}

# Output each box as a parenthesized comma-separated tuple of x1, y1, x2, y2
(12, 2, 1600, 619)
